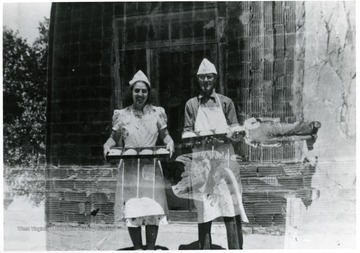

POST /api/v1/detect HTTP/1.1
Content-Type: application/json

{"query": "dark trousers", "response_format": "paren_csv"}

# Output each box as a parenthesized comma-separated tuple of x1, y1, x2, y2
(128, 225, 158, 250)
(198, 215, 243, 250)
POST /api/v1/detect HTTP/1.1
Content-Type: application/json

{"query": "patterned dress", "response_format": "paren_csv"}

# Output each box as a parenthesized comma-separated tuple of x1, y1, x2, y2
(112, 104, 169, 227)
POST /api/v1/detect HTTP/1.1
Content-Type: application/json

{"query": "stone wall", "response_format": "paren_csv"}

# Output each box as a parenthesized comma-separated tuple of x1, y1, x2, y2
(302, 1, 355, 160)
(47, 2, 114, 166)
(284, 1, 356, 248)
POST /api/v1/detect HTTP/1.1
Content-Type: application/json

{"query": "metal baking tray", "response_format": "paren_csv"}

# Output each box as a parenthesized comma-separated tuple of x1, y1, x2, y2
(106, 146, 170, 160)
(181, 130, 228, 142)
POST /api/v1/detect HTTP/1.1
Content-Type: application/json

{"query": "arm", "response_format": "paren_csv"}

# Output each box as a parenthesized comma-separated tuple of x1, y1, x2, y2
(183, 100, 196, 132)
(159, 128, 174, 157)
(224, 99, 240, 139)
(103, 130, 121, 159)
(225, 99, 239, 126)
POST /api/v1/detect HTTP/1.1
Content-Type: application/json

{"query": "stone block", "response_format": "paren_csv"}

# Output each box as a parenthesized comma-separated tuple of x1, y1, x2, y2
(104, 214, 115, 224)
(285, 17, 296, 34)
(74, 180, 97, 192)
(74, 213, 91, 224)
(273, 214, 286, 225)
(274, 59, 285, 76)
(250, 2, 262, 20)
(92, 167, 114, 178)
(46, 200, 61, 211)
(303, 176, 313, 188)
(54, 180, 75, 190)
(264, 33, 274, 51)
(258, 166, 285, 176)
(64, 191, 88, 202)
(88, 192, 109, 203)
(240, 63, 251, 79)
(273, 2, 283, 24)
(243, 192, 268, 203)
(246, 178, 278, 190)
(46, 192, 65, 201)
(46, 211, 64, 223)
(254, 203, 286, 215)
(63, 212, 75, 222)
(285, 33, 296, 47)
(262, 148, 273, 162)
(66, 168, 89, 179)
(239, 50, 250, 63)
(251, 47, 261, 70)
(267, 194, 286, 203)
(243, 203, 255, 216)
(239, 36, 250, 51)
(97, 180, 117, 192)
(277, 176, 303, 189)
(264, 61, 274, 81)
(264, 2, 273, 29)
(93, 203, 114, 214)
(108, 193, 116, 202)
(285, 60, 294, 75)
(46, 169, 68, 179)
(94, 213, 106, 224)
(255, 214, 273, 226)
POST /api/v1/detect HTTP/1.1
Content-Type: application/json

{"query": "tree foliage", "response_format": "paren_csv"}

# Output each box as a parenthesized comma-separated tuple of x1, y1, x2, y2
(3, 18, 49, 167)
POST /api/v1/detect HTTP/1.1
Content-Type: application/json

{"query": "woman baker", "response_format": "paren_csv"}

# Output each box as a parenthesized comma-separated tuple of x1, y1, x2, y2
(103, 70, 174, 250)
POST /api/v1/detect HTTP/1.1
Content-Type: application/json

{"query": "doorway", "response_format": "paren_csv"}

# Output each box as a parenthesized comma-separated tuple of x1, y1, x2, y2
(151, 44, 217, 215)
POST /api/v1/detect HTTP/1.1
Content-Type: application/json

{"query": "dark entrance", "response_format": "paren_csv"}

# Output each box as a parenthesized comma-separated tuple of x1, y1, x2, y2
(153, 45, 217, 218)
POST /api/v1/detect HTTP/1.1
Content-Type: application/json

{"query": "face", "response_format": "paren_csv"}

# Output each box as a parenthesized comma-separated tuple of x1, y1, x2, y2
(132, 82, 149, 109)
(198, 74, 216, 95)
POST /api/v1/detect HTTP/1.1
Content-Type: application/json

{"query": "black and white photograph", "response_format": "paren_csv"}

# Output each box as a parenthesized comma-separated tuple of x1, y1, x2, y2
(2, 0, 358, 251)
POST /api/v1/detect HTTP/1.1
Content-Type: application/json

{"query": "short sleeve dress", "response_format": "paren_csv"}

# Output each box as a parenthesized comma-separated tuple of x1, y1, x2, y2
(112, 104, 169, 227)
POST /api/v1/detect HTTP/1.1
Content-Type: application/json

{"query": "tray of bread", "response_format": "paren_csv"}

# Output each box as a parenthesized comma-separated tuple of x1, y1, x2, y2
(181, 126, 245, 143)
(106, 146, 170, 160)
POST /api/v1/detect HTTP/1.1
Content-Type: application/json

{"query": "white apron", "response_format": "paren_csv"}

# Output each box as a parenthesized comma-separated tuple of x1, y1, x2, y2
(193, 94, 248, 223)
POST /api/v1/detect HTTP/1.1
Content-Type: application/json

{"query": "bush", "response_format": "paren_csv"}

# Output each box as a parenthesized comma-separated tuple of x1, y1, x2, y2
(3, 18, 49, 168)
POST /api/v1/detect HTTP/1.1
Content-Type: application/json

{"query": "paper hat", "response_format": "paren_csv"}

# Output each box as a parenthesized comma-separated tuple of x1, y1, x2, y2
(129, 70, 151, 87)
(197, 58, 218, 75)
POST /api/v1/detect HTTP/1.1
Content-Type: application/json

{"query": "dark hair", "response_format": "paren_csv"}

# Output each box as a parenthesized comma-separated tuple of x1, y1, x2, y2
(122, 81, 159, 107)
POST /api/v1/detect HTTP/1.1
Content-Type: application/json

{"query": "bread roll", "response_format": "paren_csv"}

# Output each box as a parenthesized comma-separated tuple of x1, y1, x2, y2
(156, 148, 169, 155)
(139, 149, 153, 155)
(123, 149, 137, 155)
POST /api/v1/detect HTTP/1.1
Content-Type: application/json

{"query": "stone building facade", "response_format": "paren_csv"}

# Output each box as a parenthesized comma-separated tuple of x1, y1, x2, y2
(46, 2, 318, 227)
